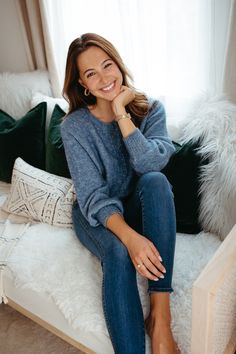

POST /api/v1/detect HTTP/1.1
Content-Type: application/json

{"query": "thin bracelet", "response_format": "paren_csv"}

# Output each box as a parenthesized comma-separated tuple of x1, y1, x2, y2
(115, 113, 131, 122)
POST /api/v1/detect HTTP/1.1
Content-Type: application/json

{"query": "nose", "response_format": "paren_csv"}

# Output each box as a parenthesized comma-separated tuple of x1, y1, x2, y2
(97, 71, 109, 85)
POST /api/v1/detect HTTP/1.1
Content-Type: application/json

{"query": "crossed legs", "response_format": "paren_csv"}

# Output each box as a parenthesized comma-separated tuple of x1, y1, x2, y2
(72, 172, 179, 353)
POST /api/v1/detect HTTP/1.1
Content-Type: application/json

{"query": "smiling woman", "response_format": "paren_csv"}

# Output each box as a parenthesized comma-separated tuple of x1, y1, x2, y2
(60, 32, 179, 354)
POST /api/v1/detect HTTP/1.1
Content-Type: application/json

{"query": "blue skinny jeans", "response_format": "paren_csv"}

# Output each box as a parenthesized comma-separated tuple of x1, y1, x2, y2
(72, 172, 176, 354)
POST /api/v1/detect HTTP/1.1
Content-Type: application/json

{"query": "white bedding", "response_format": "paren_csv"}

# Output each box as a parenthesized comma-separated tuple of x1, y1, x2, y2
(0, 181, 221, 354)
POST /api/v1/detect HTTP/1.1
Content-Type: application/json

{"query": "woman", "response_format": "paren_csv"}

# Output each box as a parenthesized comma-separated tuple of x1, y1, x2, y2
(61, 33, 180, 354)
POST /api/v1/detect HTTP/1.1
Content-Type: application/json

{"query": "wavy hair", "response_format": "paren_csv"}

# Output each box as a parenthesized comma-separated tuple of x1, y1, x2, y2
(63, 33, 150, 126)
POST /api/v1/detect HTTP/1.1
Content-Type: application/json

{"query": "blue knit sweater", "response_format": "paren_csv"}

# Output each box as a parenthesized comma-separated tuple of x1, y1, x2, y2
(60, 99, 175, 227)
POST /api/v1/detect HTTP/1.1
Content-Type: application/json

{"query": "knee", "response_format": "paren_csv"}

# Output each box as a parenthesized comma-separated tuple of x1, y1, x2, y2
(106, 239, 131, 265)
(138, 172, 172, 196)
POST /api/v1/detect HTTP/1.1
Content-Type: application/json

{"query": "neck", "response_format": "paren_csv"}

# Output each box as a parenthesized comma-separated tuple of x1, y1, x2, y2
(89, 99, 115, 122)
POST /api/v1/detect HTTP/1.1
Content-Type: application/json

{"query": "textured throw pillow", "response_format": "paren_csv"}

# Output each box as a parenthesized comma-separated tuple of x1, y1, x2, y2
(0, 70, 52, 119)
(162, 141, 205, 234)
(46, 104, 71, 178)
(30, 92, 69, 139)
(2, 158, 76, 228)
(0, 102, 46, 183)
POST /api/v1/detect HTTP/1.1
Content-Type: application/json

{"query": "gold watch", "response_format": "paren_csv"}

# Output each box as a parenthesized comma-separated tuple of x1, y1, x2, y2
(115, 113, 131, 122)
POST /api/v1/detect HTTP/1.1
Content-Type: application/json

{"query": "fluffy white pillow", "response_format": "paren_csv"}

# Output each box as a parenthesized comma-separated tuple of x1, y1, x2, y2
(30, 92, 69, 137)
(167, 124, 182, 142)
(179, 95, 236, 240)
(2, 158, 76, 228)
(0, 70, 52, 119)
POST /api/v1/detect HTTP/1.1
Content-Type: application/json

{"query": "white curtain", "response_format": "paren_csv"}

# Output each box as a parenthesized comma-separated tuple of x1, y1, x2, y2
(42, 0, 233, 123)
(223, 0, 236, 104)
(15, 0, 63, 97)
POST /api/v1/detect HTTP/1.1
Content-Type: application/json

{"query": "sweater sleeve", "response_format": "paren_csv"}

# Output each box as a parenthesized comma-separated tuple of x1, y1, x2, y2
(123, 101, 175, 174)
(61, 125, 123, 227)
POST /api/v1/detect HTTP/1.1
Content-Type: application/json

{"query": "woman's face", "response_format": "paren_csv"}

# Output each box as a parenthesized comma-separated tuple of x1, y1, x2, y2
(77, 46, 123, 102)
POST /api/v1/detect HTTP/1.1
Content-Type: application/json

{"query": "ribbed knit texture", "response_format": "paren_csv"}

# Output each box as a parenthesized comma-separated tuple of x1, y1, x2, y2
(60, 99, 175, 227)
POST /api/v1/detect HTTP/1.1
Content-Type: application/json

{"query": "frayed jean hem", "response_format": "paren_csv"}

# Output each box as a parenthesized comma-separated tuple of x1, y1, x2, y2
(148, 287, 174, 294)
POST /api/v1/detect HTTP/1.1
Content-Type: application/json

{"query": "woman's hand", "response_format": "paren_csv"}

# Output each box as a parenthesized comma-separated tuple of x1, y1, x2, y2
(125, 232, 166, 281)
(111, 85, 135, 116)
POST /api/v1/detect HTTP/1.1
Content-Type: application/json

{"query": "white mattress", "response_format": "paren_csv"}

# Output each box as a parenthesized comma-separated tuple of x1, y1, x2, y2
(0, 181, 221, 354)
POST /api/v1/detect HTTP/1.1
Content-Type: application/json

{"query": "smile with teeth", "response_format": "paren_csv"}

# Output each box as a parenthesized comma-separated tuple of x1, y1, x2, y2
(101, 82, 115, 92)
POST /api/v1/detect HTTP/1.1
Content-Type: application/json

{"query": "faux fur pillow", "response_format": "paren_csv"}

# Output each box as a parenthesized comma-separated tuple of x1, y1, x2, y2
(180, 95, 236, 240)
(2, 158, 75, 228)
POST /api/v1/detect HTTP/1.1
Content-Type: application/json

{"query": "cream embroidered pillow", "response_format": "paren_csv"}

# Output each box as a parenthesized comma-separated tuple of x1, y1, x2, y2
(2, 158, 76, 228)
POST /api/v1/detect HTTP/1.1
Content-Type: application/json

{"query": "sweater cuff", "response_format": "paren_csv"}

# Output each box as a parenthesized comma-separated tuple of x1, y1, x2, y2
(123, 128, 150, 158)
(96, 205, 123, 227)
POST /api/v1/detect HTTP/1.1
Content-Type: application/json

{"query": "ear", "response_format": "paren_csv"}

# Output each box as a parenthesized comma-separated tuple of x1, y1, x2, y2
(78, 78, 87, 89)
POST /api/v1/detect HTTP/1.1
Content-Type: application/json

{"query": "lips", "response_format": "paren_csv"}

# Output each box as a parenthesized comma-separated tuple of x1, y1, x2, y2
(100, 81, 115, 92)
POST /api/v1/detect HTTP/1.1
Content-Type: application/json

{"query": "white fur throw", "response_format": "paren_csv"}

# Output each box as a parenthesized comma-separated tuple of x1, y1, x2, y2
(180, 95, 236, 240)
(0, 220, 220, 354)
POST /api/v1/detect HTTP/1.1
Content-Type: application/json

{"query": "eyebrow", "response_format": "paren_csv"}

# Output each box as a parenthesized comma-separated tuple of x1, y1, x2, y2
(83, 59, 112, 76)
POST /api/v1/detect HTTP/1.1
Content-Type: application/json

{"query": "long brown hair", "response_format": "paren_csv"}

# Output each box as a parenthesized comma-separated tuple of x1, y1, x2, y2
(63, 33, 149, 126)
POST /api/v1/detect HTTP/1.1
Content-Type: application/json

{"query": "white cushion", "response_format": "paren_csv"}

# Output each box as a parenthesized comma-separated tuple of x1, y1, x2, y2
(30, 92, 69, 137)
(2, 158, 75, 228)
(0, 70, 52, 119)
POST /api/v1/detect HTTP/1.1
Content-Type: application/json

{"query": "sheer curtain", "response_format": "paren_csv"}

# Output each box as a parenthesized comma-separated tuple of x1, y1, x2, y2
(45, 0, 232, 123)
(223, 0, 236, 104)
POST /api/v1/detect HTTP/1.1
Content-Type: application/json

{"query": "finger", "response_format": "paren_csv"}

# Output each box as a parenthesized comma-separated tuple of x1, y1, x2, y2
(135, 261, 143, 270)
(149, 242, 163, 262)
(144, 259, 166, 279)
(148, 252, 166, 274)
(135, 262, 159, 281)
(120, 85, 127, 92)
(143, 257, 165, 279)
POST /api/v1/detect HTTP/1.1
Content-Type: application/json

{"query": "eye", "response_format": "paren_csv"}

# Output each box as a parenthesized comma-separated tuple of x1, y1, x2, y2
(104, 62, 112, 69)
(87, 71, 96, 79)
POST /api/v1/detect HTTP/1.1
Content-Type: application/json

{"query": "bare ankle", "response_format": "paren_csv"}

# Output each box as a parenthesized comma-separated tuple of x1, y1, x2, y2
(149, 292, 172, 324)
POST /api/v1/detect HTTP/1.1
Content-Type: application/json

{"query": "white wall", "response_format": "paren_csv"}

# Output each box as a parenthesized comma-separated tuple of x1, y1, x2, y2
(0, 0, 29, 72)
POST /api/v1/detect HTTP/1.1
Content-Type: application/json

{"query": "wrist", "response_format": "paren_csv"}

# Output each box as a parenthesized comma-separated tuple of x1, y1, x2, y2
(112, 104, 126, 116)
(115, 113, 131, 123)
(121, 228, 138, 247)
(106, 213, 135, 246)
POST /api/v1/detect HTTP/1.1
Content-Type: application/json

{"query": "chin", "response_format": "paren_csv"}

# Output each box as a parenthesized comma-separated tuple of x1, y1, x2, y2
(99, 91, 119, 102)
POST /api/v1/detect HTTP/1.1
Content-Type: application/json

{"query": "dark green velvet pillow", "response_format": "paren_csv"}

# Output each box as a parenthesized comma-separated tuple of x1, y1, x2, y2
(0, 102, 46, 183)
(162, 140, 204, 234)
(46, 104, 71, 178)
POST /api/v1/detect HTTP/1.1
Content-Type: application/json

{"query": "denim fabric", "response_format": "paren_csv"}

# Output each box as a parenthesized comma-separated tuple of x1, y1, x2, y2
(72, 172, 176, 354)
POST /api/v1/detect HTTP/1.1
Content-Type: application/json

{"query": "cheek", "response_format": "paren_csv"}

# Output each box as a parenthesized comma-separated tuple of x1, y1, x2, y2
(114, 68, 123, 85)
(85, 78, 98, 90)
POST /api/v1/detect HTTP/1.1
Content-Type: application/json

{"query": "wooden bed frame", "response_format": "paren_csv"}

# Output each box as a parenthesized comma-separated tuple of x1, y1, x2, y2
(191, 225, 236, 354)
